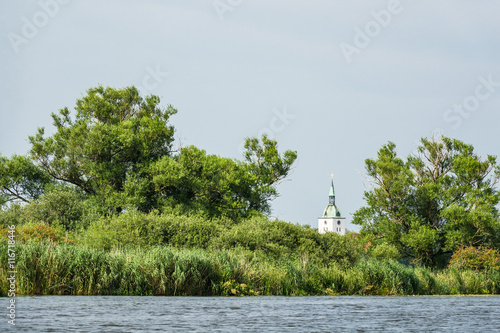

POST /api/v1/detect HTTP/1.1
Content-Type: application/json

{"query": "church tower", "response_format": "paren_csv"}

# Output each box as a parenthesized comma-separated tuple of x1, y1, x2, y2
(318, 175, 346, 235)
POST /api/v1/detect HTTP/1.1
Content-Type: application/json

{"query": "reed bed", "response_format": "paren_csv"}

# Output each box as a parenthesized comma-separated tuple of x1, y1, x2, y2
(1, 242, 499, 296)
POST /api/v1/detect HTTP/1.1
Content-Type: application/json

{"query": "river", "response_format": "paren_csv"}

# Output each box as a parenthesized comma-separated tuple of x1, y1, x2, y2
(2, 296, 500, 332)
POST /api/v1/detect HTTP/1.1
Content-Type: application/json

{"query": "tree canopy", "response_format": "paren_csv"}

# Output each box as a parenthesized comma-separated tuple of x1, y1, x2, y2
(29, 86, 177, 199)
(0, 155, 52, 205)
(1, 85, 297, 220)
(354, 136, 500, 267)
(149, 136, 297, 219)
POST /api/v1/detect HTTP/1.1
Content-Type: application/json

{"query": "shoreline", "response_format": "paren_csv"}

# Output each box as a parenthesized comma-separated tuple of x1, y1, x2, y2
(2, 241, 499, 298)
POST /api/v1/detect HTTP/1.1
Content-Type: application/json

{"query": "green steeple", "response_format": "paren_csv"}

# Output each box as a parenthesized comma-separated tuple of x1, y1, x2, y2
(323, 174, 341, 218)
(329, 174, 335, 205)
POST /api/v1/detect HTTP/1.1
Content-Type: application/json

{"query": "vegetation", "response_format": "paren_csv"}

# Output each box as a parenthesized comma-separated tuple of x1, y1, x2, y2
(2, 85, 296, 220)
(1, 241, 499, 296)
(353, 137, 500, 268)
(1, 86, 499, 296)
(449, 246, 500, 271)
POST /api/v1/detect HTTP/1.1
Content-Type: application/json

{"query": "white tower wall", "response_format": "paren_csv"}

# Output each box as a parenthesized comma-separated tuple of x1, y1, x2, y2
(318, 217, 346, 235)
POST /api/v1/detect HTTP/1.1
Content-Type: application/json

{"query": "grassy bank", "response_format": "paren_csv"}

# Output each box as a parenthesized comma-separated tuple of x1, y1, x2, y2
(1, 242, 499, 296)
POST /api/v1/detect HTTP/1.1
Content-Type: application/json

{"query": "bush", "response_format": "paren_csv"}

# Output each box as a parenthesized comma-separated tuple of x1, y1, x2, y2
(449, 246, 499, 270)
(80, 213, 364, 268)
(0, 203, 26, 226)
(23, 186, 93, 231)
(211, 217, 303, 257)
(0, 186, 98, 231)
(212, 217, 363, 267)
(369, 242, 401, 260)
(79, 211, 232, 250)
(0, 222, 73, 244)
(318, 232, 364, 267)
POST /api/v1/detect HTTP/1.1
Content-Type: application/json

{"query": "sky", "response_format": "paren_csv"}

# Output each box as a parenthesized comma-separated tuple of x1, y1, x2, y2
(1, 0, 500, 231)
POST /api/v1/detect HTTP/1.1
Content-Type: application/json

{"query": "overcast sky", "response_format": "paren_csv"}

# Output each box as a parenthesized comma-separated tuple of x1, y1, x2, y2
(1, 0, 500, 230)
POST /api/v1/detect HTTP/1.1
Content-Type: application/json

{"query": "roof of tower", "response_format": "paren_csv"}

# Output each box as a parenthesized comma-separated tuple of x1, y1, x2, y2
(322, 174, 341, 218)
(329, 179, 335, 197)
(323, 205, 341, 218)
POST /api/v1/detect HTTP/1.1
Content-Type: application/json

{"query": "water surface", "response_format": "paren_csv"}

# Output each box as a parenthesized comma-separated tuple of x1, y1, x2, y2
(2, 296, 500, 332)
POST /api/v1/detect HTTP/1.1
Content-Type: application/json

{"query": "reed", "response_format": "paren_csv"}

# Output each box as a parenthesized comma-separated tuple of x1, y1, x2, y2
(1, 242, 499, 296)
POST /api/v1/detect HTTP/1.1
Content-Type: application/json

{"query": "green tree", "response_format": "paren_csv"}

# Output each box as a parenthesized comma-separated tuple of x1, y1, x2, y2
(29, 86, 177, 212)
(354, 136, 500, 267)
(26, 86, 296, 218)
(243, 135, 298, 214)
(23, 185, 92, 231)
(0, 155, 52, 205)
(149, 136, 297, 219)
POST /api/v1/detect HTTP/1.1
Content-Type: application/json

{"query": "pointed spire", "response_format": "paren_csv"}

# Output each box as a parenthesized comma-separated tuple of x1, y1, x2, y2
(329, 174, 335, 205)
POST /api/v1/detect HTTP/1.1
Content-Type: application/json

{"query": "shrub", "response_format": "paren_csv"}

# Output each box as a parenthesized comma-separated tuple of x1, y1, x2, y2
(370, 242, 401, 260)
(318, 232, 364, 267)
(449, 246, 500, 270)
(0, 222, 73, 244)
(22, 186, 92, 231)
(211, 217, 302, 257)
(79, 211, 231, 250)
(0, 186, 98, 231)
(0, 203, 26, 226)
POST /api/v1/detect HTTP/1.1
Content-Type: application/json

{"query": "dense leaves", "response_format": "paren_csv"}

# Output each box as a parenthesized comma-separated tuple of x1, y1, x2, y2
(28, 86, 177, 212)
(150, 137, 297, 219)
(354, 136, 500, 267)
(9, 85, 297, 220)
(77, 211, 363, 267)
(449, 246, 499, 270)
(0, 155, 52, 204)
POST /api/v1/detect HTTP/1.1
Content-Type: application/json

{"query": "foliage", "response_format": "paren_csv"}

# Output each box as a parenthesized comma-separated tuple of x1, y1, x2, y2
(0, 186, 98, 231)
(449, 246, 500, 270)
(369, 242, 401, 260)
(0, 155, 52, 204)
(318, 232, 364, 267)
(149, 138, 296, 219)
(354, 136, 500, 267)
(28, 86, 177, 213)
(243, 136, 298, 214)
(0, 222, 72, 244)
(78, 212, 363, 267)
(0, 203, 25, 226)
(5, 87, 500, 296)
(78, 211, 232, 250)
(2, 242, 499, 296)
(20, 85, 296, 218)
(212, 217, 310, 257)
(23, 185, 95, 231)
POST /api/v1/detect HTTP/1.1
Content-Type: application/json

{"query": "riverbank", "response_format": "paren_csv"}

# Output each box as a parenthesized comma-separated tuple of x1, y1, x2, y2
(1, 242, 499, 296)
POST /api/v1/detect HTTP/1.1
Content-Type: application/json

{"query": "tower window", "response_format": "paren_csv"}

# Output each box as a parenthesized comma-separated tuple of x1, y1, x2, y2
(337, 220, 341, 225)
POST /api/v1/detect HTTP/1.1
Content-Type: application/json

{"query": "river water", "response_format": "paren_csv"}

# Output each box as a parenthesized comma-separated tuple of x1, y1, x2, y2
(2, 296, 500, 332)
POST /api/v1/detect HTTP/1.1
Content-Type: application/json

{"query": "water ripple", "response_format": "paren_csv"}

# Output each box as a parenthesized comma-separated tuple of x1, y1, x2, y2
(2, 296, 500, 332)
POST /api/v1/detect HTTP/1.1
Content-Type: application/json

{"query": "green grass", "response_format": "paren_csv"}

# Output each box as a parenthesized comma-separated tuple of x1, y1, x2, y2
(1, 241, 499, 296)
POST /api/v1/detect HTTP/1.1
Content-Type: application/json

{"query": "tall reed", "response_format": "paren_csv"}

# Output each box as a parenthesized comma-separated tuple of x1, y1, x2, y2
(1, 242, 499, 296)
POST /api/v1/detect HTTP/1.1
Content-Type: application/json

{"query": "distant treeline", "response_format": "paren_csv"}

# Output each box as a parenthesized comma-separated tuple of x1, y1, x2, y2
(1, 85, 500, 296)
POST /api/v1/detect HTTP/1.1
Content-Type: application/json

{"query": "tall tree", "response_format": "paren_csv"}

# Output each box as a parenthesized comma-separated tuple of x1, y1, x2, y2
(27, 86, 297, 218)
(29, 86, 177, 211)
(354, 136, 500, 267)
